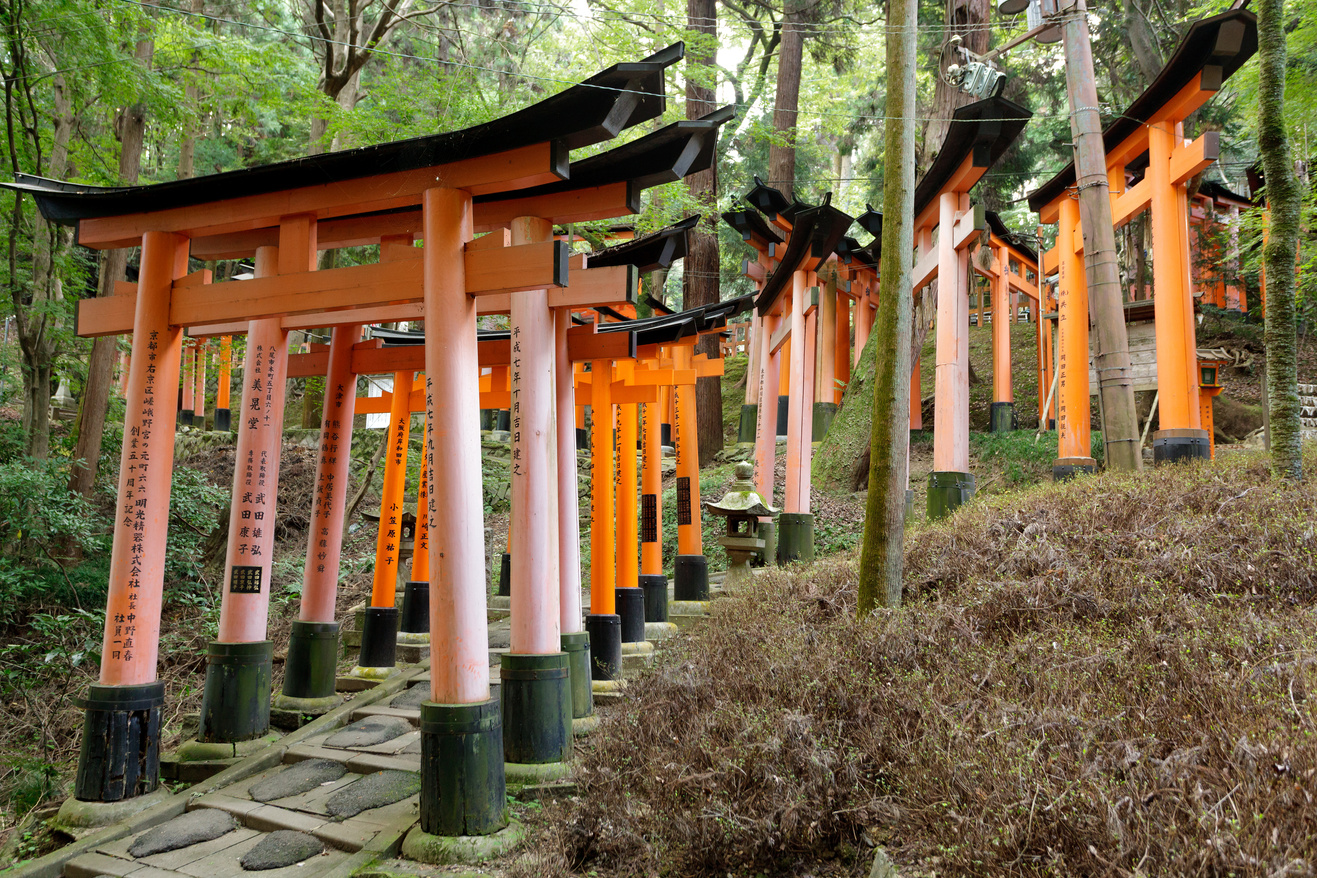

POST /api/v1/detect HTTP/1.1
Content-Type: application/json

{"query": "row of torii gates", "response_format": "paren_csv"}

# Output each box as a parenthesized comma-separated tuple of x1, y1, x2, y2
(18, 45, 751, 839)
(724, 6, 1258, 551)
(10, 4, 1257, 845)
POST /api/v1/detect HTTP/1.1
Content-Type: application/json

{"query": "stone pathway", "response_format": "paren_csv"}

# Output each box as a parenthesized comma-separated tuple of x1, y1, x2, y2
(52, 582, 715, 878)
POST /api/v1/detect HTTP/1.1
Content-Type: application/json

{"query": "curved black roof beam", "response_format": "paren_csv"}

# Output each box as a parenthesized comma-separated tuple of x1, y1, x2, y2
(755, 199, 854, 316)
(585, 215, 700, 273)
(744, 176, 793, 220)
(8, 44, 687, 225)
(1028, 8, 1256, 212)
(720, 207, 784, 250)
(913, 96, 1032, 223)
(985, 211, 1038, 264)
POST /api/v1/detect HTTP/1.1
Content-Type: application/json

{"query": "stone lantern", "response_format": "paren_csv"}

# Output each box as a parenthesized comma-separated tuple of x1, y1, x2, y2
(703, 461, 778, 587)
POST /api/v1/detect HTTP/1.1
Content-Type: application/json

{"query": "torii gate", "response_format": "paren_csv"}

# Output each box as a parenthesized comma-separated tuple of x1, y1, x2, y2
(1028, 8, 1256, 471)
(13, 44, 709, 841)
(1190, 180, 1252, 314)
(975, 211, 1040, 433)
(737, 183, 854, 561)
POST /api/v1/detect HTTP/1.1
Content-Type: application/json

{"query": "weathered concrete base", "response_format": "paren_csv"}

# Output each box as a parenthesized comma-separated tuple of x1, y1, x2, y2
(348, 664, 402, 681)
(270, 692, 344, 731)
(50, 788, 172, 839)
(571, 714, 600, 737)
(400, 821, 525, 865)
(590, 678, 627, 704)
(163, 733, 282, 783)
(397, 631, 430, 645)
(644, 621, 679, 641)
(504, 760, 572, 785)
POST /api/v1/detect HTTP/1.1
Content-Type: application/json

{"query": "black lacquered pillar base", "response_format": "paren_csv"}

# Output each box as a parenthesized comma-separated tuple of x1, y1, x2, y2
(357, 607, 399, 670)
(500, 653, 573, 764)
(280, 621, 339, 701)
(560, 631, 594, 718)
(584, 614, 621, 681)
(419, 700, 507, 836)
(776, 513, 814, 565)
(199, 640, 273, 743)
(74, 681, 164, 802)
(400, 581, 430, 635)
(673, 555, 709, 601)
(214, 408, 231, 432)
(615, 587, 646, 642)
(639, 574, 668, 622)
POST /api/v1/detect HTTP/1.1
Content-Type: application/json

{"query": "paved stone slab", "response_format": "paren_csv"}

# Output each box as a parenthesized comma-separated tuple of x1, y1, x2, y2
(249, 759, 347, 803)
(240, 830, 325, 870)
(388, 685, 428, 710)
(344, 753, 421, 775)
(401, 738, 421, 755)
(136, 827, 261, 871)
(323, 716, 412, 750)
(326, 770, 421, 820)
(128, 808, 238, 858)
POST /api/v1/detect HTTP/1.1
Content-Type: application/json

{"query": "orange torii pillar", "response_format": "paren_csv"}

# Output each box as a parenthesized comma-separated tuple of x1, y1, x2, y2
(736, 310, 763, 444)
(586, 356, 622, 682)
(420, 187, 504, 837)
(813, 266, 838, 439)
(614, 396, 646, 642)
(193, 338, 208, 429)
(1053, 197, 1096, 478)
(989, 242, 1015, 433)
(400, 414, 431, 640)
(215, 334, 232, 431)
(354, 368, 414, 677)
(638, 393, 668, 621)
(927, 192, 974, 519)
(74, 231, 188, 802)
(276, 323, 362, 717)
(198, 228, 301, 745)
(555, 307, 593, 721)
(753, 311, 783, 562)
(180, 337, 195, 426)
(672, 343, 711, 597)
(504, 215, 572, 767)
(780, 270, 817, 562)
(835, 286, 850, 403)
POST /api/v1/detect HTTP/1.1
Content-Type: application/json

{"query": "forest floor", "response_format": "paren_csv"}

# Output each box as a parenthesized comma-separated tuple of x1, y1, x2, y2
(1, 313, 1314, 873)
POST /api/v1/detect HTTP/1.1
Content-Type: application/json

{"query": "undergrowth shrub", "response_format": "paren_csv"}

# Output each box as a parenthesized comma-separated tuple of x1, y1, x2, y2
(517, 448, 1317, 877)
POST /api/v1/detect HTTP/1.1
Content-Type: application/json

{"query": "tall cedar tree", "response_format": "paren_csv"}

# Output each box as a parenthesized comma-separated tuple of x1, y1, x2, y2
(1257, 0, 1303, 480)
(685, 0, 723, 464)
(767, 0, 804, 193)
(856, 0, 918, 613)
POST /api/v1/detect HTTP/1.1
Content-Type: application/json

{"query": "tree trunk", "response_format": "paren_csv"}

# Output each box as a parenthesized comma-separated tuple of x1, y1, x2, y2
(684, 0, 722, 465)
(856, 0, 919, 614)
(921, 0, 989, 171)
(69, 37, 153, 497)
(1122, 0, 1163, 84)
(1257, 0, 1303, 480)
(767, 0, 804, 194)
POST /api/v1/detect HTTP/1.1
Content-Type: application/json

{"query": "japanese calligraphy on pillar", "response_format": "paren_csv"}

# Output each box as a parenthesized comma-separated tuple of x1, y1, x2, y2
(311, 378, 350, 577)
(511, 327, 523, 479)
(230, 342, 273, 590)
(640, 403, 657, 544)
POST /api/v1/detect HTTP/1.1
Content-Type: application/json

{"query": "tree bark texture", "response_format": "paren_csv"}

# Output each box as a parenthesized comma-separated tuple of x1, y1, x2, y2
(767, 0, 804, 194)
(1257, 0, 1303, 480)
(69, 37, 153, 497)
(685, 0, 723, 465)
(921, 0, 989, 171)
(856, 0, 918, 614)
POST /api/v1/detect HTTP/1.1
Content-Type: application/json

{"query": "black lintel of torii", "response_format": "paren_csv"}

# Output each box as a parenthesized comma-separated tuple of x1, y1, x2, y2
(749, 190, 855, 316)
(10, 44, 689, 226)
(912, 96, 1031, 223)
(585, 215, 700, 274)
(593, 293, 756, 347)
(720, 206, 783, 252)
(985, 210, 1038, 264)
(1027, 7, 1256, 212)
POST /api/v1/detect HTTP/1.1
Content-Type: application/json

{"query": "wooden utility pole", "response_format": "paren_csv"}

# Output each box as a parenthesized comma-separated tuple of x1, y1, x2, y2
(1059, 0, 1142, 472)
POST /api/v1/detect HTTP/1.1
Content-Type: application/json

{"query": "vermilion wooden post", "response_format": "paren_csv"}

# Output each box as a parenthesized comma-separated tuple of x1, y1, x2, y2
(614, 400, 644, 643)
(215, 335, 232, 431)
(75, 230, 187, 803)
(753, 315, 781, 504)
(116, 350, 130, 397)
(638, 396, 667, 624)
(835, 294, 850, 402)
(928, 192, 974, 519)
(277, 322, 362, 715)
(400, 414, 431, 641)
(555, 306, 592, 720)
(672, 343, 709, 595)
(587, 356, 622, 681)
(1055, 196, 1095, 478)
(910, 358, 923, 431)
(419, 186, 505, 838)
(356, 368, 413, 676)
(1148, 120, 1209, 462)
(504, 214, 571, 765)
(779, 271, 815, 562)
(180, 338, 195, 426)
(200, 224, 300, 744)
(193, 339, 208, 428)
(814, 271, 837, 438)
(737, 312, 762, 444)
(855, 295, 873, 365)
(990, 242, 1014, 433)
